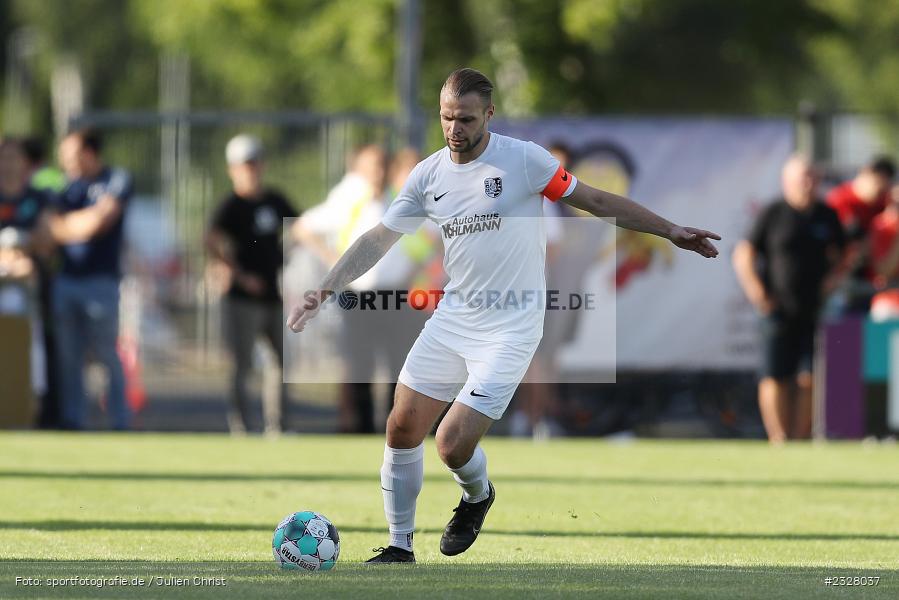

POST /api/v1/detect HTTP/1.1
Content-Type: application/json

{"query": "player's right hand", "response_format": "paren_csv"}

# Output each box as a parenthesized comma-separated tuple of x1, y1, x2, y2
(286, 290, 328, 332)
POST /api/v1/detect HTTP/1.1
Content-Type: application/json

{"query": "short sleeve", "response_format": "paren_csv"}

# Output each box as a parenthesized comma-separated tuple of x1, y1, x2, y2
(382, 163, 427, 234)
(524, 142, 559, 195)
(210, 197, 237, 235)
(105, 168, 133, 202)
(825, 187, 847, 223)
(524, 141, 576, 201)
(747, 204, 772, 254)
(275, 191, 299, 219)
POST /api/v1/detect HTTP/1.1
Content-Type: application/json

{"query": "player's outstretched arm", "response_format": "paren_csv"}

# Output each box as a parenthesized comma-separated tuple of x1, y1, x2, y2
(287, 223, 402, 332)
(561, 182, 720, 258)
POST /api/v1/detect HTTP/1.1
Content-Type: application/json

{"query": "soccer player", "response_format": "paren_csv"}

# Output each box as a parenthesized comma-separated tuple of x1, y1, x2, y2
(287, 68, 720, 563)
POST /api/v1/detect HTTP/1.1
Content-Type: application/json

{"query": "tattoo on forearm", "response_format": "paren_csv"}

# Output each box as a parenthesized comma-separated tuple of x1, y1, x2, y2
(320, 231, 389, 292)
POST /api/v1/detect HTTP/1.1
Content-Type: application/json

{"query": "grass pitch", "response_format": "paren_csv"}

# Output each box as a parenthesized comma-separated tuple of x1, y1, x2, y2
(0, 433, 896, 598)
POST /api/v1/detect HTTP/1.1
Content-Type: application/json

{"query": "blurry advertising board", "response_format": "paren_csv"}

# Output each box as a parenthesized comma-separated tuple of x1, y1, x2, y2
(494, 117, 793, 371)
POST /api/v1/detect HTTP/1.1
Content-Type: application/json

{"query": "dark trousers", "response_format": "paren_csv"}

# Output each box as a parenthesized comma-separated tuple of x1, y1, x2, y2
(338, 295, 428, 432)
(223, 296, 287, 433)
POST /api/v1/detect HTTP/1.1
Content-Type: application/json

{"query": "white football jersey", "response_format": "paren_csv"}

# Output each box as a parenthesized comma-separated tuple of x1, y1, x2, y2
(382, 133, 576, 343)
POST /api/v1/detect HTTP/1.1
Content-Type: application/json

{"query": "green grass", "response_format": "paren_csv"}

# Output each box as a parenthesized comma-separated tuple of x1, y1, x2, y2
(0, 433, 896, 598)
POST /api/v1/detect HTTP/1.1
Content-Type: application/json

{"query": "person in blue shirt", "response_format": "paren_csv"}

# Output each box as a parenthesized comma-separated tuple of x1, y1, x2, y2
(44, 128, 132, 430)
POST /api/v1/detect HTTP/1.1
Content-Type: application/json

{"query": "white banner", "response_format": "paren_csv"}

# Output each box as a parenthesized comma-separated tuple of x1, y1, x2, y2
(494, 117, 793, 371)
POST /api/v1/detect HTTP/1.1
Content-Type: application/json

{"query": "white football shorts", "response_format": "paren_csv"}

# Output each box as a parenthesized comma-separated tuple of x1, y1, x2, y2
(397, 317, 540, 420)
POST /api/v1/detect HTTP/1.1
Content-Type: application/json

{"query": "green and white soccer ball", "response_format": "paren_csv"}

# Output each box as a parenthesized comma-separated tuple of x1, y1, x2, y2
(272, 511, 340, 571)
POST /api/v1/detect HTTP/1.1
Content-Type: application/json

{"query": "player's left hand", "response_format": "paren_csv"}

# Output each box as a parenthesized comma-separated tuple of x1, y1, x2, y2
(669, 226, 721, 258)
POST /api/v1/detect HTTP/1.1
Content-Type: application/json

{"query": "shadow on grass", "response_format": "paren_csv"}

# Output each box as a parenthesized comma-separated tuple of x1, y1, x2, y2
(2, 520, 898, 542)
(0, 561, 894, 599)
(2, 470, 898, 490)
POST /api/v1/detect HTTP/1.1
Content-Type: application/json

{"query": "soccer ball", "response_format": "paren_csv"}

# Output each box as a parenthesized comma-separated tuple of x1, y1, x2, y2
(272, 511, 340, 571)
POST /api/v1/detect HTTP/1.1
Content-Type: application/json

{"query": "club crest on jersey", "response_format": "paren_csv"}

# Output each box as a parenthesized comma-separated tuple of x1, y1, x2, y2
(484, 177, 503, 198)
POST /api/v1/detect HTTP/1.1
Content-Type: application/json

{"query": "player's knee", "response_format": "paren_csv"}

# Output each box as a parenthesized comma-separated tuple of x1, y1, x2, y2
(434, 429, 469, 468)
(385, 408, 421, 447)
(434, 437, 456, 466)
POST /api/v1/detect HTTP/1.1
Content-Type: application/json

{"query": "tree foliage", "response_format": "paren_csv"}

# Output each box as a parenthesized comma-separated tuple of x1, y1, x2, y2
(2, 0, 898, 135)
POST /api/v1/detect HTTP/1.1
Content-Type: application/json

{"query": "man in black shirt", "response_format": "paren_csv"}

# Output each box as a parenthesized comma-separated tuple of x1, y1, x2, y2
(733, 155, 845, 442)
(206, 134, 298, 434)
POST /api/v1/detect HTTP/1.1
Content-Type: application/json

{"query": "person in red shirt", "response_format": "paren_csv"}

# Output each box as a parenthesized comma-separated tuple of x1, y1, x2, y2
(870, 185, 899, 282)
(869, 185, 899, 321)
(825, 156, 895, 313)
(827, 156, 895, 237)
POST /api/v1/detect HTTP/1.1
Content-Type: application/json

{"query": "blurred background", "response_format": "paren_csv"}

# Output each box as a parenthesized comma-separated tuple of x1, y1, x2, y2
(1, 0, 898, 440)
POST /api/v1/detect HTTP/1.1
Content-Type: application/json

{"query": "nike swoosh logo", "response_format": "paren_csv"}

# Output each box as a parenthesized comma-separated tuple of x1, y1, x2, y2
(434, 191, 449, 201)
(470, 390, 489, 398)
(561, 172, 569, 181)
(381, 486, 393, 492)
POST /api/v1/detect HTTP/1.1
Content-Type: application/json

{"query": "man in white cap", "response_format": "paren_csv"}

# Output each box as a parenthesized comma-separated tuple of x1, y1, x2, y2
(206, 134, 299, 435)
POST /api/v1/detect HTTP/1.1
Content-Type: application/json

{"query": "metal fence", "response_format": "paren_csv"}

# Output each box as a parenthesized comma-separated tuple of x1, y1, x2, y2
(68, 111, 401, 423)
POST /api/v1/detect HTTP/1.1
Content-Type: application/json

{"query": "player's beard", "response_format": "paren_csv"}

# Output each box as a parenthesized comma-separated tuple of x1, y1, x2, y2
(447, 129, 485, 154)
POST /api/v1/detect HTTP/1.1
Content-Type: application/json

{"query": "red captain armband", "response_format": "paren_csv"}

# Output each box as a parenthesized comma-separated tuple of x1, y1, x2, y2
(541, 165, 574, 202)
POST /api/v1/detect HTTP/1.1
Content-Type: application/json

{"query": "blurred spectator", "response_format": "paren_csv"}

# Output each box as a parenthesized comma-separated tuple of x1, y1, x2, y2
(0, 138, 51, 403)
(868, 185, 899, 321)
(511, 141, 570, 438)
(206, 134, 298, 435)
(388, 147, 445, 314)
(375, 148, 438, 417)
(733, 155, 845, 442)
(388, 148, 420, 196)
(827, 156, 895, 237)
(44, 128, 132, 430)
(20, 136, 65, 428)
(21, 137, 66, 193)
(295, 145, 389, 433)
(869, 185, 899, 284)
(825, 156, 895, 313)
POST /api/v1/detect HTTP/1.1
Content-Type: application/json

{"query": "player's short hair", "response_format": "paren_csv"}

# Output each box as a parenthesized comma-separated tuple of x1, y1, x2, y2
(868, 155, 896, 179)
(67, 127, 103, 155)
(441, 68, 493, 108)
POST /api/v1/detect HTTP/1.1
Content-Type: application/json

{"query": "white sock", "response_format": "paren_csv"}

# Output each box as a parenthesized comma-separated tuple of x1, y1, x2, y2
(390, 531, 413, 552)
(380, 443, 423, 551)
(449, 444, 489, 503)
